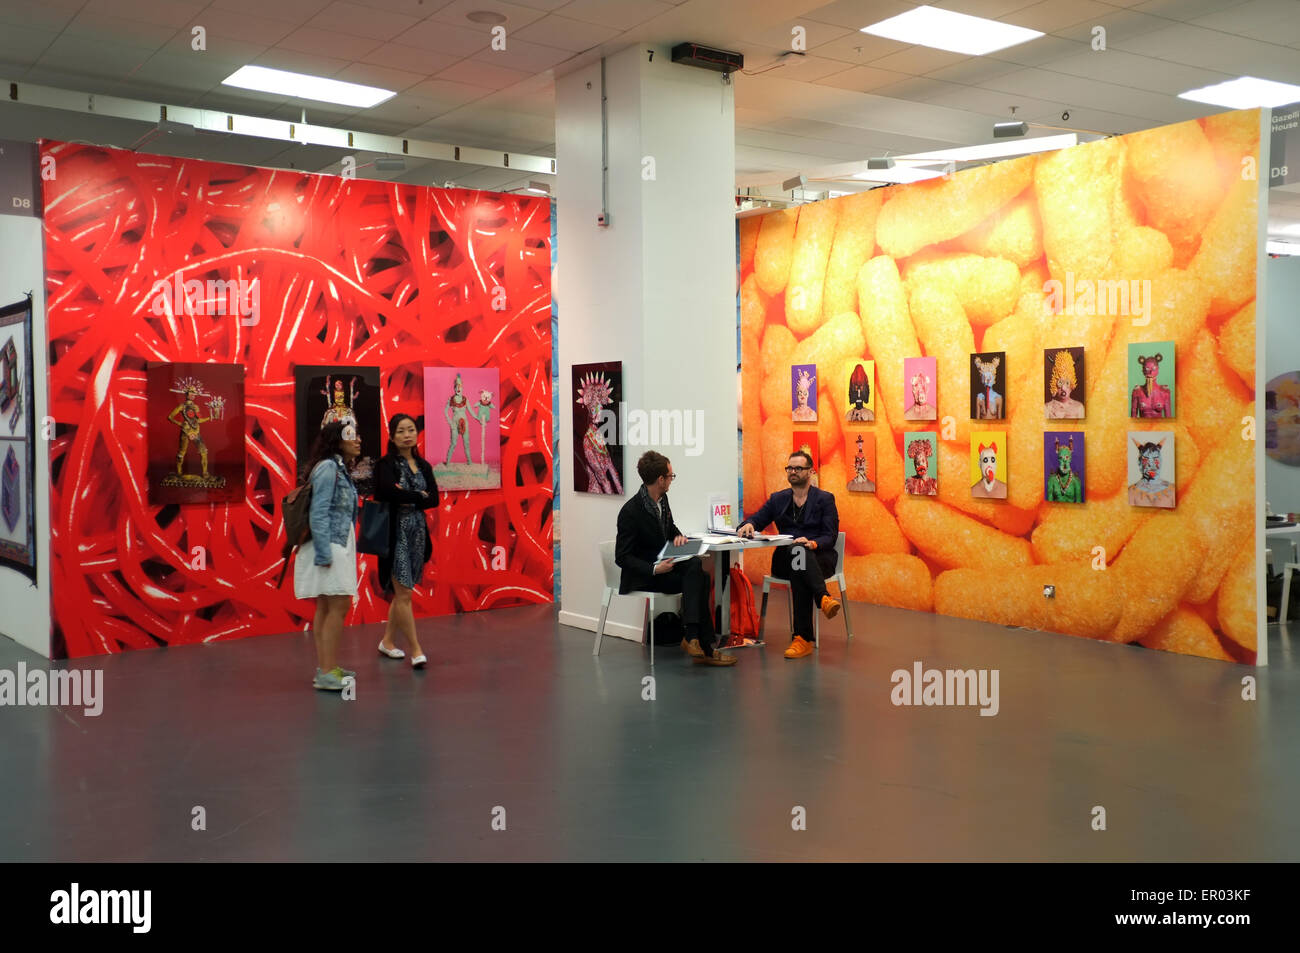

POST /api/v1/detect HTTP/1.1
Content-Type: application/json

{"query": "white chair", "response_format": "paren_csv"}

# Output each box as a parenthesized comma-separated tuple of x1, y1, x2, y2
(1281, 559, 1300, 625)
(759, 532, 852, 650)
(592, 540, 682, 666)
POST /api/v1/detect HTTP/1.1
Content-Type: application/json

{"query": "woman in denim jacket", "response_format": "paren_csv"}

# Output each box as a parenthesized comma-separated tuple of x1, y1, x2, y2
(295, 420, 362, 691)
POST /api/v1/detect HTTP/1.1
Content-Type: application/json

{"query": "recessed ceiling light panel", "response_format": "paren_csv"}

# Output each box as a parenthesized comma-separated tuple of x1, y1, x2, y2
(861, 4, 1043, 56)
(853, 166, 947, 185)
(1178, 76, 1300, 108)
(903, 133, 1077, 164)
(222, 65, 395, 109)
(466, 10, 508, 25)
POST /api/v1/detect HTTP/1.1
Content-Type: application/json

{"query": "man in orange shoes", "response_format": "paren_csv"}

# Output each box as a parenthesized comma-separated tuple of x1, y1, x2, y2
(736, 451, 841, 659)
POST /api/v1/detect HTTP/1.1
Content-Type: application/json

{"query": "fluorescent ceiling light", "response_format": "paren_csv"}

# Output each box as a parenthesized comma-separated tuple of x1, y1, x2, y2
(853, 166, 948, 185)
(222, 65, 395, 109)
(861, 5, 1043, 56)
(1179, 76, 1300, 108)
(1267, 240, 1299, 256)
(901, 133, 1077, 165)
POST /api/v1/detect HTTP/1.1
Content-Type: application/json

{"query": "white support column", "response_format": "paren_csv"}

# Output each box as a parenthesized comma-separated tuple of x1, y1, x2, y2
(556, 45, 737, 640)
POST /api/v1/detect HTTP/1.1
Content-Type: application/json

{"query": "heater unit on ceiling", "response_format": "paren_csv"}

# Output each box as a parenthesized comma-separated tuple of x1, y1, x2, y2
(671, 43, 744, 74)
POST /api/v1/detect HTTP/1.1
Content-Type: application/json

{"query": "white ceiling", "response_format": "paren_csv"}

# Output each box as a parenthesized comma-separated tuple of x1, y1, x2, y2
(0, 0, 1298, 231)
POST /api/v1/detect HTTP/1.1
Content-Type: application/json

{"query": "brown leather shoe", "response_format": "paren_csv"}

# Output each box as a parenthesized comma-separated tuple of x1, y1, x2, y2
(681, 638, 705, 658)
(693, 652, 738, 666)
(820, 595, 841, 620)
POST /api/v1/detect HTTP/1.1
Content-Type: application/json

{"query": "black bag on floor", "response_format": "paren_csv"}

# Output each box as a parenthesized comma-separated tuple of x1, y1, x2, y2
(1265, 568, 1300, 620)
(651, 612, 686, 645)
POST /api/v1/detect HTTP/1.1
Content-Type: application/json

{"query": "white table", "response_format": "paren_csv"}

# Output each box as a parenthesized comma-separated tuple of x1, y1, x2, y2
(1266, 525, 1300, 566)
(1270, 525, 1300, 624)
(689, 535, 793, 643)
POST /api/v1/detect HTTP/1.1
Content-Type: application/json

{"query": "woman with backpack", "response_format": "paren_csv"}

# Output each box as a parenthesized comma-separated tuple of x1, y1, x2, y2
(295, 420, 362, 691)
(375, 414, 439, 668)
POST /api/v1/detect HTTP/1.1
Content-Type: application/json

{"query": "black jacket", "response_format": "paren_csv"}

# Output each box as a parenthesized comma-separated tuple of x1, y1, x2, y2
(742, 485, 839, 551)
(374, 453, 439, 592)
(615, 488, 681, 594)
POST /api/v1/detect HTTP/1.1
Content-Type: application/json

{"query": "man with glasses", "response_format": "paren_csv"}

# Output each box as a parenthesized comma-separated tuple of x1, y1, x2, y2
(736, 451, 840, 659)
(615, 451, 736, 666)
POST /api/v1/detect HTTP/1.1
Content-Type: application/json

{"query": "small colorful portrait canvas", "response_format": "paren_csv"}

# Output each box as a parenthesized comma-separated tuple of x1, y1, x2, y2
(1128, 431, 1175, 508)
(1043, 432, 1085, 503)
(970, 430, 1007, 500)
(970, 352, 1006, 420)
(844, 359, 875, 423)
(1129, 342, 1175, 419)
(792, 364, 818, 423)
(1044, 346, 1085, 419)
(792, 432, 820, 473)
(903, 357, 937, 422)
(903, 431, 938, 496)
(846, 432, 875, 493)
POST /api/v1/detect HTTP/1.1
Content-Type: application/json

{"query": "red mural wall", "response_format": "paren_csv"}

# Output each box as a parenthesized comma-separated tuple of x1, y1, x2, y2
(41, 141, 553, 658)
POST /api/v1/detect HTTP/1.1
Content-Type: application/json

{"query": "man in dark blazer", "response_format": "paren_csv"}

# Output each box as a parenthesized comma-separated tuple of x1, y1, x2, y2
(616, 451, 736, 666)
(737, 451, 840, 659)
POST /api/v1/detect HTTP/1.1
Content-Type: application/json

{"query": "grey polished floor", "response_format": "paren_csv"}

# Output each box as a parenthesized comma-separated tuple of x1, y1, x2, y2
(1, 601, 1298, 862)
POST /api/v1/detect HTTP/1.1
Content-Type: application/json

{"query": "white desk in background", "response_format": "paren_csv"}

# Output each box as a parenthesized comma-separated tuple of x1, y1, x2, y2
(1270, 524, 1300, 624)
(1266, 524, 1300, 566)
(689, 534, 793, 642)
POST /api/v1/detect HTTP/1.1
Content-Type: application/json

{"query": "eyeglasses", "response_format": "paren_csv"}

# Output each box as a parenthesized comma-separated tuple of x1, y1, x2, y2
(665, 473, 677, 480)
(785, 465, 811, 472)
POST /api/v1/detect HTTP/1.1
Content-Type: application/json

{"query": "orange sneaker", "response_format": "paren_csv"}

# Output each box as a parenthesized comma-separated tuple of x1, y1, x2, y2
(820, 595, 841, 620)
(784, 635, 814, 659)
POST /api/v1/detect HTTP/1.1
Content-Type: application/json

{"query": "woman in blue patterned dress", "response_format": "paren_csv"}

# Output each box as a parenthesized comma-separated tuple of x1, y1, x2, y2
(375, 414, 439, 668)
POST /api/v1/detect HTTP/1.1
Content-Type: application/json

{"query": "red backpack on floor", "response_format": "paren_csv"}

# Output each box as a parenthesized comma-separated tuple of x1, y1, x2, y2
(727, 566, 760, 638)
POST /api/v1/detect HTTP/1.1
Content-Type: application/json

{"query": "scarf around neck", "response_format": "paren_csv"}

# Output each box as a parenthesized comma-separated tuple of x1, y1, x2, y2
(637, 484, 671, 540)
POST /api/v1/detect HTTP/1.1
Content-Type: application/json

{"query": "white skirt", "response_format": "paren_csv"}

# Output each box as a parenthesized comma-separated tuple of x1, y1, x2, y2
(294, 526, 359, 599)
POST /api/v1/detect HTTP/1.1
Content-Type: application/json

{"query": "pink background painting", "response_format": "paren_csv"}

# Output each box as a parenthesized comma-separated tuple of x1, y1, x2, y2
(902, 356, 938, 421)
(424, 366, 501, 490)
